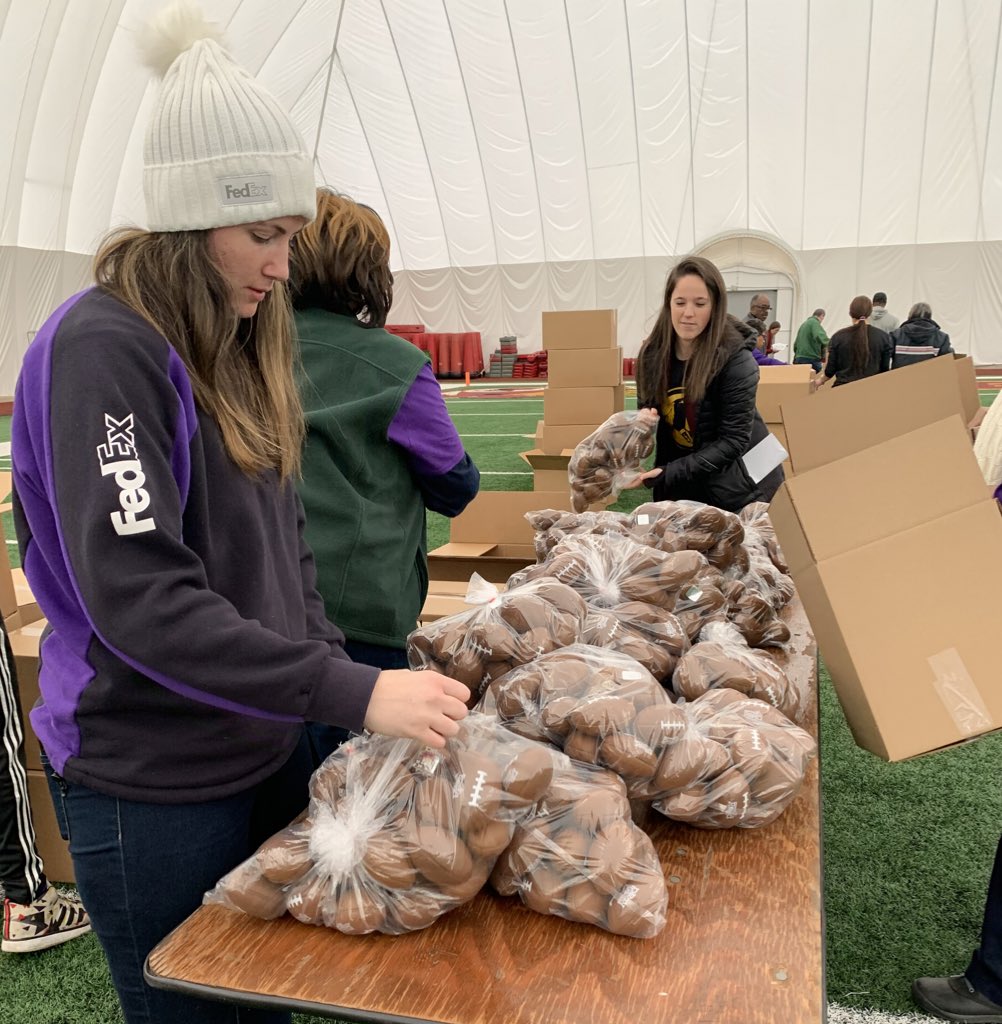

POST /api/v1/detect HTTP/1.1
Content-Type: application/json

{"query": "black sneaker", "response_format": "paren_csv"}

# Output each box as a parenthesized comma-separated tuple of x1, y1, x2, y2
(913, 974, 1002, 1023)
(2, 884, 91, 953)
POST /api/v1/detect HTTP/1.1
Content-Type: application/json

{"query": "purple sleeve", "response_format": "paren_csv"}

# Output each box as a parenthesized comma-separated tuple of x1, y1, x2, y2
(387, 364, 465, 475)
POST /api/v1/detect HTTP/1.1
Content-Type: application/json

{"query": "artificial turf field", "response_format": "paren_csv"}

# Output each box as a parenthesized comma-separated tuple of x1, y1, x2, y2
(1, 387, 1001, 1023)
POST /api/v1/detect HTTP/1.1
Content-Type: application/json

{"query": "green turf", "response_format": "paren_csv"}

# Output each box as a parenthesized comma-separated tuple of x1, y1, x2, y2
(2, 387, 1001, 1021)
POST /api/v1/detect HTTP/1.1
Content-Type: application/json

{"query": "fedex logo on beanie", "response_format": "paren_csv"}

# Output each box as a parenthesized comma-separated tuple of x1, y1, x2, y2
(217, 173, 273, 206)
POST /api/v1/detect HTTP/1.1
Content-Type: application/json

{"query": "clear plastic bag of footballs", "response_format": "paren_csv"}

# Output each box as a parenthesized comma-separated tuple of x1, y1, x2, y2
(722, 552, 794, 649)
(489, 754, 668, 938)
(630, 500, 749, 572)
(580, 604, 690, 684)
(672, 620, 800, 722)
(567, 410, 658, 513)
(652, 688, 817, 830)
(509, 532, 707, 616)
(524, 508, 634, 562)
(738, 501, 789, 575)
(479, 643, 722, 804)
(203, 713, 557, 934)
(406, 573, 588, 707)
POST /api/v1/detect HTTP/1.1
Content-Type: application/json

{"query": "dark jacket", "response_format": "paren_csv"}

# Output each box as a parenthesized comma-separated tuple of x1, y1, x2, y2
(824, 325, 892, 385)
(11, 289, 379, 803)
(637, 318, 784, 512)
(890, 317, 952, 369)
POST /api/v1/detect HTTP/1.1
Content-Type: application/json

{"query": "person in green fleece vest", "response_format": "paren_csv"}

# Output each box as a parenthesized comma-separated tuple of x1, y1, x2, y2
(290, 189, 480, 761)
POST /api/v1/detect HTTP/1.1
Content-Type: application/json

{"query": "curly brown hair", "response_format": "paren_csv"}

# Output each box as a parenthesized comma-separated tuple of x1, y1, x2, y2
(289, 188, 394, 327)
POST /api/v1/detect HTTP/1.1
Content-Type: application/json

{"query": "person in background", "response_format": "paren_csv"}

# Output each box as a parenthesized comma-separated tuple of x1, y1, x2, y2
(10, 5, 468, 1022)
(289, 189, 480, 759)
(764, 320, 782, 356)
(1, 620, 90, 953)
(870, 291, 900, 333)
(629, 256, 784, 512)
(747, 317, 786, 366)
(793, 309, 828, 372)
(745, 293, 772, 326)
(889, 302, 952, 368)
(818, 295, 892, 388)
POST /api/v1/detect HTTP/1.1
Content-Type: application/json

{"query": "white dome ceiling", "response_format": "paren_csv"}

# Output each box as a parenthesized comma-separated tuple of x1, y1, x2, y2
(2, 0, 1002, 386)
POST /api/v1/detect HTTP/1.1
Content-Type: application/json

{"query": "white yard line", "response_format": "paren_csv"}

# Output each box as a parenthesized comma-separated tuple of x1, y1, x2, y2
(827, 1004, 941, 1023)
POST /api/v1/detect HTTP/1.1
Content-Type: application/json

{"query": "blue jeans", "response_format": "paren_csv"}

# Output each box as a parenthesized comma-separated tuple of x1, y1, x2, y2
(793, 356, 822, 373)
(306, 639, 409, 766)
(42, 732, 314, 1024)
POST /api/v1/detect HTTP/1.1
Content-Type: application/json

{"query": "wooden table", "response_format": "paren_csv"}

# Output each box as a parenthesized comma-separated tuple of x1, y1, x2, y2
(146, 599, 822, 1024)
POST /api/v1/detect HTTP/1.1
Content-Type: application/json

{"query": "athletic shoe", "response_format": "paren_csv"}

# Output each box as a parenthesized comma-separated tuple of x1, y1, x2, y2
(2, 884, 91, 953)
(913, 974, 1002, 1023)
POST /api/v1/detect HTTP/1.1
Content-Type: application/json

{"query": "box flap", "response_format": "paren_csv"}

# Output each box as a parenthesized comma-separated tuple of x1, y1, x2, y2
(953, 355, 980, 424)
(781, 355, 969, 473)
(519, 449, 574, 470)
(450, 490, 573, 544)
(756, 373, 813, 423)
(766, 484, 815, 577)
(429, 541, 498, 558)
(758, 365, 814, 384)
(784, 416, 987, 560)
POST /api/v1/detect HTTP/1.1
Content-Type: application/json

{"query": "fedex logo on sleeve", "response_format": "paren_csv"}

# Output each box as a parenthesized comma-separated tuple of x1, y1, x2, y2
(96, 413, 156, 536)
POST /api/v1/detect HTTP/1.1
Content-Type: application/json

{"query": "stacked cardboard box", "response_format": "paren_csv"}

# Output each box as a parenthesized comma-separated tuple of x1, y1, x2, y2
(519, 310, 625, 490)
(755, 364, 814, 477)
(770, 355, 993, 762)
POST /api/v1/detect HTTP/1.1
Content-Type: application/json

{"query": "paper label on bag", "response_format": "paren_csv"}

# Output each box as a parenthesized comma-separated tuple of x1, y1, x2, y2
(742, 433, 788, 484)
(636, 514, 650, 525)
(928, 648, 992, 737)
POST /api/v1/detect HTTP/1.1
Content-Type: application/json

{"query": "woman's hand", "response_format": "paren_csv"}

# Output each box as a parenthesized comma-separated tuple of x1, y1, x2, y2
(623, 467, 663, 490)
(363, 669, 470, 748)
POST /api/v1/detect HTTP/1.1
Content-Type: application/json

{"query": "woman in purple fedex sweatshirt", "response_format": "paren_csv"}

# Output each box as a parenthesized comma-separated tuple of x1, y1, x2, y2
(10, 9, 468, 1024)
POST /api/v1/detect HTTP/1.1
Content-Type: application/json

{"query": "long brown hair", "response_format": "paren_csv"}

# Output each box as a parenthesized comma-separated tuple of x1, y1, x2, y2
(289, 189, 393, 327)
(93, 228, 303, 479)
(848, 294, 873, 376)
(636, 255, 729, 407)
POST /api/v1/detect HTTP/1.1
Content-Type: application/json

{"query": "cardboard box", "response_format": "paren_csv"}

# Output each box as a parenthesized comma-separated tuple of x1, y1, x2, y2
(779, 354, 976, 475)
(756, 364, 813, 424)
(542, 310, 617, 350)
(547, 348, 623, 388)
(770, 411, 1002, 761)
(11, 568, 43, 626)
(543, 385, 625, 427)
(538, 422, 603, 455)
(427, 491, 574, 583)
(27, 769, 74, 883)
(518, 449, 572, 494)
(953, 354, 981, 425)
(418, 581, 475, 623)
(10, 619, 45, 771)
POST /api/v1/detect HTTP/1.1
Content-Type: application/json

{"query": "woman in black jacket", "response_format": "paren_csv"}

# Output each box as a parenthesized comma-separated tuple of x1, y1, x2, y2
(821, 295, 892, 386)
(631, 255, 784, 512)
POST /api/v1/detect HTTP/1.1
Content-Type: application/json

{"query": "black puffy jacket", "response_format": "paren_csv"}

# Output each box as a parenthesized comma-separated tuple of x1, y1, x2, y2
(890, 317, 952, 369)
(637, 319, 784, 512)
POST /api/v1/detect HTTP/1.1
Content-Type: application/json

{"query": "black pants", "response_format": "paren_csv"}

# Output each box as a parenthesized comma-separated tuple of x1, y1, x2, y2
(0, 619, 46, 904)
(968, 831, 1002, 1002)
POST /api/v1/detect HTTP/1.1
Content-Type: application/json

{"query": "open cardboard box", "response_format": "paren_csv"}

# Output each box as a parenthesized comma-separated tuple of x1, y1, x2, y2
(518, 448, 573, 494)
(426, 490, 573, 584)
(771, 358, 1002, 761)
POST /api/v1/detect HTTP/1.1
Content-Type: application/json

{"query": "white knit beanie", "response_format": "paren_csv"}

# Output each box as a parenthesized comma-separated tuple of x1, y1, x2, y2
(139, 1, 316, 232)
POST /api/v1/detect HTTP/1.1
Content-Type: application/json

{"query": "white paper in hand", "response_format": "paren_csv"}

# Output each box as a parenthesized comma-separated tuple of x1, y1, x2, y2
(742, 433, 788, 483)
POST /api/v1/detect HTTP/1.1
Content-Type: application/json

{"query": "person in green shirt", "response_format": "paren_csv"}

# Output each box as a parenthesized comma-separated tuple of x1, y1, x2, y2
(793, 309, 828, 372)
